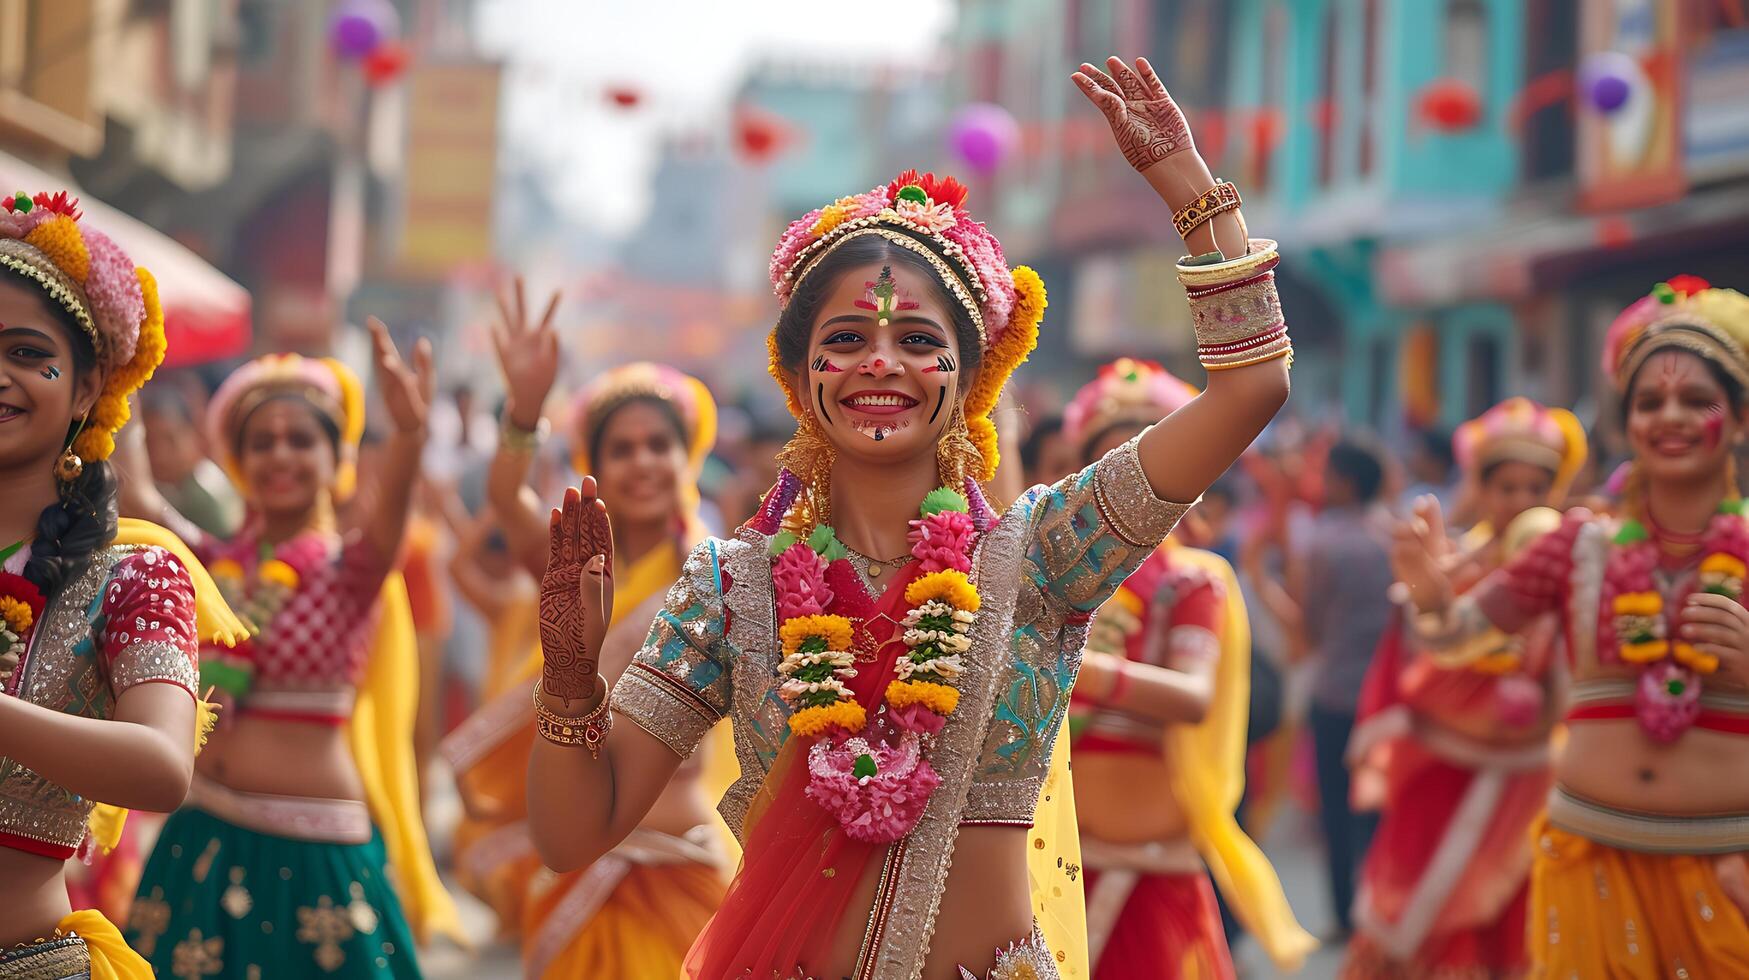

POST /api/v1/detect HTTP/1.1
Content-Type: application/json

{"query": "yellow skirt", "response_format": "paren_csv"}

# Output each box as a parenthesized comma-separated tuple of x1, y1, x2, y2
(1530, 817, 1749, 977)
(523, 860, 724, 980)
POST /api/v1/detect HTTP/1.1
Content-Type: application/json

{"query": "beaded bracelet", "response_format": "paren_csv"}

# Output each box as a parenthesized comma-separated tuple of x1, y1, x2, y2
(1172, 181, 1243, 240)
(534, 676, 612, 757)
(500, 414, 551, 454)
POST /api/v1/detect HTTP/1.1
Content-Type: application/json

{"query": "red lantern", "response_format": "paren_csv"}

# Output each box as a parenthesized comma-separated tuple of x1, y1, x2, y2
(361, 40, 410, 86)
(734, 107, 792, 164)
(606, 87, 643, 109)
(1416, 78, 1483, 132)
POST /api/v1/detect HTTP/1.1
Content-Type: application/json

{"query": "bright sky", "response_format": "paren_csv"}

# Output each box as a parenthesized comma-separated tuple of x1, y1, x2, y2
(473, 0, 956, 235)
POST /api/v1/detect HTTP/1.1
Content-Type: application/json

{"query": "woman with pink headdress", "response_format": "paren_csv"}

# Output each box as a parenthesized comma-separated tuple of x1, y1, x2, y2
(522, 57, 1294, 978)
(1392, 278, 1749, 975)
(1065, 359, 1315, 979)
(440, 282, 732, 979)
(1343, 397, 1586, 978)
(118, 332, 462, 976)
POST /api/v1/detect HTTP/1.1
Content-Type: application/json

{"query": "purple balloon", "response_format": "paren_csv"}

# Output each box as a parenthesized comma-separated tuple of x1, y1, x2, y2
(329, 0, 398, 59)
(1581, 52, 1637, 115)
(949, 104, 1020, 175)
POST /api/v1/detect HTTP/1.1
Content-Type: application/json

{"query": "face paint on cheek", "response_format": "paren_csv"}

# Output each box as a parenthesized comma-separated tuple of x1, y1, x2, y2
(921, 354, 957, 375)
(41, 365, 60, 381)
(816, 382, 833, 426)
(1705, 405, 1727, 449)
(929, 386, 947, 425)
(811, 354, 844, 374)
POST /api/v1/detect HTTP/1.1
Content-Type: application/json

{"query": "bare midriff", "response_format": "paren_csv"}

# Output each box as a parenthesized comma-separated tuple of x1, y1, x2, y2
(816, 825, 1037, 979)
(0, 852, 72, 948)
(196, 715, 364, 802)
(1073, 751, 1188, 843)
(1556, 720, 1749, 815)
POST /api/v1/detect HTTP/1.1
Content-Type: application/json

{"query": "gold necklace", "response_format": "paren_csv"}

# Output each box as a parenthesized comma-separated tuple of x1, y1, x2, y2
(843, 544, 915, 581)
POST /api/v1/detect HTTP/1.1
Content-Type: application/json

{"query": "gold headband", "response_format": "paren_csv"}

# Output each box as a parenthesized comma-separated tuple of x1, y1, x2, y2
(1476, 438, 1565, 476)
(1616, 315, 1749, 393)
(227, 383, 348, 447)
(0, 238, 102, 359)
(786, 224, 987, 345)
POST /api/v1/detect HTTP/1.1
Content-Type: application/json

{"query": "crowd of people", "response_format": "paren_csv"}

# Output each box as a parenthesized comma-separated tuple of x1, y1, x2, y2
(3, 53, 1749, 980)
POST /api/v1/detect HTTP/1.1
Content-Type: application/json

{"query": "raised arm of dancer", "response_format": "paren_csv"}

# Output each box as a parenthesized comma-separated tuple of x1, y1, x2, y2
(110, 396, 207, 546)
(525, 482, 684, 872)
(1073, 57, 1289, 505)
(361, 316, 435, 564)
(486, 278, 563, 579)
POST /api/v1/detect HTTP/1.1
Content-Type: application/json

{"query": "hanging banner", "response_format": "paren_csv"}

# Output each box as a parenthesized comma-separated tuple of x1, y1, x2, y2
(397, 61, 502, 278)
(1576, 0, 1685, 211)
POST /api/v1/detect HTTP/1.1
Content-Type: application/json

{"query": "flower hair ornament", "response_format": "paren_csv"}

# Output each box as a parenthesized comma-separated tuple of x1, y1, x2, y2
(205, 354, 368, 498)
(1602, 275, 1749, 394)
(1063, 357, 1198, 456)
(0, 191, 167, 477)
(761, 169, 1047, 530)
(1452, 397, 1588, 502)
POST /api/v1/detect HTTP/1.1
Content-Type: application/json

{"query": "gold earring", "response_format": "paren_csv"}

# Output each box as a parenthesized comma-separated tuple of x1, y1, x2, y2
(934, 403, 982, 490)
(55, 413, 90, 484)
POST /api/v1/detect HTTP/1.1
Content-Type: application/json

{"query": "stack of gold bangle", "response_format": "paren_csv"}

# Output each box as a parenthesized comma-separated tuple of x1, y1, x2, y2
(1180, 239, 1293, 372)
(533, 677, 612, 758)
(500, 414, 550, 454)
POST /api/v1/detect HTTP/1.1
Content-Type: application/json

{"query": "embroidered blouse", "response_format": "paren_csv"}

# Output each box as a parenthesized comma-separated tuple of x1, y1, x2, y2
(611, 432, 1192, 834)
(0, 545, 200, 859)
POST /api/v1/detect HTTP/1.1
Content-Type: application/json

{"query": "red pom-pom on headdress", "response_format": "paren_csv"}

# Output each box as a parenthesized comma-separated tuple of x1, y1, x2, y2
(30, 191, 82, 221)
(1666, 274, 1711, 299)
(887, 170, 969, 212)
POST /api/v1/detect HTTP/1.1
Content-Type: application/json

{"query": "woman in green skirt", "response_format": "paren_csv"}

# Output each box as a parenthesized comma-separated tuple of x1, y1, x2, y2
(119, 334, 461, 977)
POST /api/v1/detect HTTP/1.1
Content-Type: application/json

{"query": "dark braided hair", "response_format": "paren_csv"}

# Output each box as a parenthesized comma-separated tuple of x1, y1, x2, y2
(1, 266, 119, 599)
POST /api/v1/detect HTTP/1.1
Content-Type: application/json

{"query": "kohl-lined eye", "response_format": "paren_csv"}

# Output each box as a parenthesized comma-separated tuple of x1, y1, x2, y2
(8, 344, 52, 360)
(823, 330, 864, 346)
(902, 332, 947, 348)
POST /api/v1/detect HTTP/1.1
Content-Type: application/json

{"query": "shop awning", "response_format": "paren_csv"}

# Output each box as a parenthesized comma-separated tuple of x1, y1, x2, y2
(0, 152, 250, 366)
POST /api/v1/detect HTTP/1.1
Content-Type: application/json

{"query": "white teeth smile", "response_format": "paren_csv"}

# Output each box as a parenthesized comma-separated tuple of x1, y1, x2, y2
(844, 394, 916, 407)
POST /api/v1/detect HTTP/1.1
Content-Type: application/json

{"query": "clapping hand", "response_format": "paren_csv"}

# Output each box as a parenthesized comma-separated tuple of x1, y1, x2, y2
(539, 477, 615, 706)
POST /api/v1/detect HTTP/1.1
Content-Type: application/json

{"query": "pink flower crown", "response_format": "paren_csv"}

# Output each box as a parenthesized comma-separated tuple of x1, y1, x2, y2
(1453, 397, 1587, 498)
(1063, 358, 1199, 452)
(769, 170, 1021, 351)
(1602, 275, 1749, 393)
(205, 354, 367, 497)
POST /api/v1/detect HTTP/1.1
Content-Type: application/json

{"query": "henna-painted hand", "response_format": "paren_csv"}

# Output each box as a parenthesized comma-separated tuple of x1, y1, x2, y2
(491, 277, 562, 430)
(1681, 592, 1749, 682)
(540, 477, 615, 704)
(368, 316, 435, 436)
(1072, 57, 1195, 174)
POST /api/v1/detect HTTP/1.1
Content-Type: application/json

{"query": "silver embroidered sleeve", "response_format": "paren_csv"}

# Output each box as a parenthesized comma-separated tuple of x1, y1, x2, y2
(607, 540, 734, 759)
(109, 640, 197, 698)
(1093, 430, 1195, 549)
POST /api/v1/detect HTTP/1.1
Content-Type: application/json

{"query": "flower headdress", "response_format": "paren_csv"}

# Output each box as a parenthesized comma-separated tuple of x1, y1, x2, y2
(1453, 397, 1588, 501)
(567, 361, 717, 478)
(205, 354, 367, 498)
(1063, 358, 1198, 456)
(0, 191, 166, 462)
(1603, 276, 1749, 393)
(765, 169, 1047, 485)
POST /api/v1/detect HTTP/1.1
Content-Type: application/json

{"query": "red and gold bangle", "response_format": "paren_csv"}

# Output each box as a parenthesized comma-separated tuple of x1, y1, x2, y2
(1172, 181, 1243, 239)
(534, 676, 612, 757)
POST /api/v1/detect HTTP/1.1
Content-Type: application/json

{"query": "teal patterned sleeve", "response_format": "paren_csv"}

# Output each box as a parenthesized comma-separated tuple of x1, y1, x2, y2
(608, 539, 736, 758)
(1020, 429, 1195, 614)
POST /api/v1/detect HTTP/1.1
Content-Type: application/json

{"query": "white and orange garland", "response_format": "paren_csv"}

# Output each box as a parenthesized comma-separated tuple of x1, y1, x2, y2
(772, 487, 980, 842)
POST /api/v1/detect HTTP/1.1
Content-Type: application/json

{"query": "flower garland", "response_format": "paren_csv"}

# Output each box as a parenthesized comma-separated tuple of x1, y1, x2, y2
(773, 487, 981, 842)
(1602, 500, 1749, 741)
(0, 570, 46, 681)
(200, 538, 313, 699)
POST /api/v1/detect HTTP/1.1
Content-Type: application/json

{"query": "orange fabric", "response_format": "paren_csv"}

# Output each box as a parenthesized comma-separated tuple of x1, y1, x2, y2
(399, 517, 451, 637)
(1530, 818, 1749, 977)
(525, 861, 724, 980)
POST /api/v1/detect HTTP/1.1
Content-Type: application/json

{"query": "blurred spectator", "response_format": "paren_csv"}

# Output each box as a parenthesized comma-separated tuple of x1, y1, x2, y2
(1400, 426, 1457, 514)
(1019, 413, 1077, 488)
(140, 382, 243, 536)
(1291, 439, 1393, 938)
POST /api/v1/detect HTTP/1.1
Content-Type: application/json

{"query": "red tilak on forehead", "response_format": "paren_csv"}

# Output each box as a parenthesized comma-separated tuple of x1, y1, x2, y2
(853, 266, 922, 320)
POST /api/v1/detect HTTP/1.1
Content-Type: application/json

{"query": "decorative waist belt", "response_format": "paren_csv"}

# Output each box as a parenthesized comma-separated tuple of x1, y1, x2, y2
(187, 775, 372, 845)
(957, 925, 1058, 980)
(1566, 677, 1749, 734)
(1079, 835, 1203, 875)
(1546, 785, 1749, 855)
(242, 687, 356, 724)
(0, 934, 88, 980)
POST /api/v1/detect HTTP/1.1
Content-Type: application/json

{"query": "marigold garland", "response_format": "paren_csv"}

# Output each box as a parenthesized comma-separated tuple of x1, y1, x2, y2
(0, 595, 34, 634)
(788, 700, 868, 740)
(23, 216, 90, 284)
(885, 678, 960, 714)
(905, 570, 981, 614)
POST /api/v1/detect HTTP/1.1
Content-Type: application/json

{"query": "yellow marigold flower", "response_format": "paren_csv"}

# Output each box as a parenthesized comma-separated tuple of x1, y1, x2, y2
(1469, 651, 1523, 676)
(208, 558, 245, 581)
(1612, 592, 1662, 618)
(1702, 554, 1748, 579)
(810, 199, 860, 237)
(1674, 642, 1720, 675)
(906, 570, 981, 613)
(258, 559, 301, 590)
(780, 614, 855, 655)
(788, 699, 866, 739)
(1619, 639, 1669, 664)
(0, 596, 34, 633)
(23, 216, 91, 284)
(885, 679, 959, 715)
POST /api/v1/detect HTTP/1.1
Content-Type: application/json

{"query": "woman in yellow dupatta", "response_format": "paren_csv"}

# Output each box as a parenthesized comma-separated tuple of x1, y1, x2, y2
(1066, 359, 1316, 978)
(442, 281, 734, 979)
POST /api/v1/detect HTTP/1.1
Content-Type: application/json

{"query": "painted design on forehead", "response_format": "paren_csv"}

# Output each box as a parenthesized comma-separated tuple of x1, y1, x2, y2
(853, 265, 921, 327)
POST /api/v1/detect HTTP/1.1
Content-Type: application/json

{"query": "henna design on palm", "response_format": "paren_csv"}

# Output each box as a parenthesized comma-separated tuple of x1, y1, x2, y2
(540, 483, 615, 702)
(1074, 57, 1194, 174)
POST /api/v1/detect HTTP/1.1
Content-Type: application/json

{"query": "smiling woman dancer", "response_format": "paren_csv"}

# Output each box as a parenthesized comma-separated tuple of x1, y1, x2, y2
(524, 57, 1293, 979)
(0, 191, 243, 978)
(441, 282, 732, 979)
(119, 331, 461, 977)
(1393, 277, 1749, 976)
(1344, 397, 1586, 979)
(1064, 358, 1315, 979)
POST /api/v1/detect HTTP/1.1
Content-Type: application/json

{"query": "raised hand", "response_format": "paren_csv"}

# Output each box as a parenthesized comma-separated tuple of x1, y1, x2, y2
(540, 477, 615, 705)
(1072, 57, 1195, 175)
(367, 316, 435, 436)
(491, 277, 562, 429)
(1391, 495, 1455, 614)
